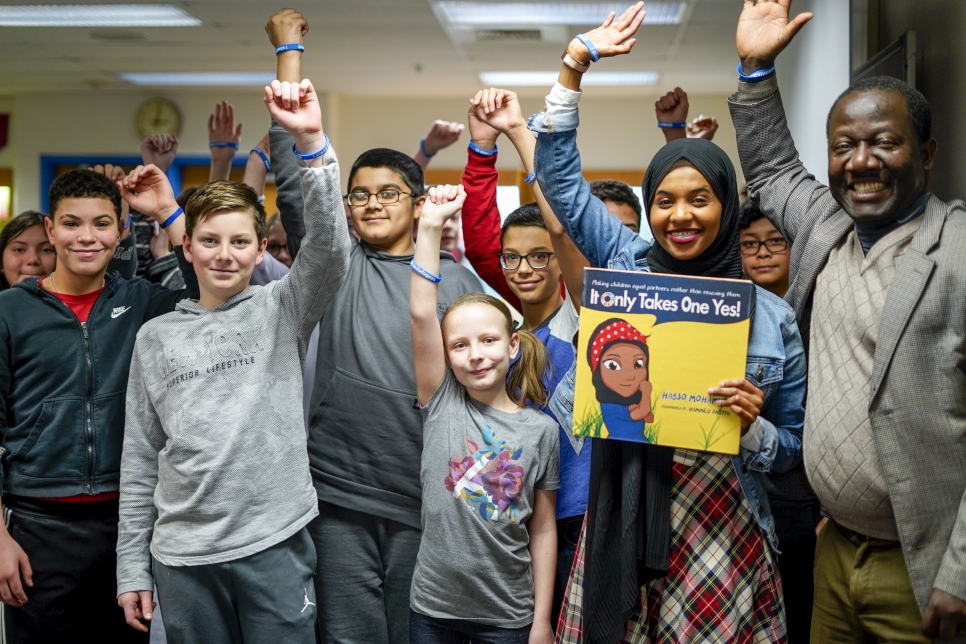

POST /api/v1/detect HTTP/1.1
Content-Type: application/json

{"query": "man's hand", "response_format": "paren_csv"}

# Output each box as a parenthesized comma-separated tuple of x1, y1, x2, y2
(566, 1, 646, 64)
(0, 528, 32, 607)
(421, 120, 464, 157)
(921, 589, 966, 640)
(655, 88, 689, 124)
(140, 134, 179, 172)
(687, 115, 719, 140)
(264, 79, 325, 157)
(737, 0, 813, 73)
(117, 165, 179, 223)
(118, 590, 155, 633)
(265, 8, 308, 48)
(709, 378, 764, 433)
(422, 184, 466, 228)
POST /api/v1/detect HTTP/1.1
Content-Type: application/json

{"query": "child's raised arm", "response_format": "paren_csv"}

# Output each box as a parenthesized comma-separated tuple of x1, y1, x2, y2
(469, 88, 589, 309)
(411, 184, 467, 406)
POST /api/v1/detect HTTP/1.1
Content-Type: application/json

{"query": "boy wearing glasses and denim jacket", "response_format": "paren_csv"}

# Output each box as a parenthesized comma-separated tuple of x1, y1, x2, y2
(265, 11, 481, 643)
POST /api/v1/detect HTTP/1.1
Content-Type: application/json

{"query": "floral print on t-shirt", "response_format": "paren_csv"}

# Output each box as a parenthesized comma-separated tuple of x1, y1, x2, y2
(444, 425, 525, 522)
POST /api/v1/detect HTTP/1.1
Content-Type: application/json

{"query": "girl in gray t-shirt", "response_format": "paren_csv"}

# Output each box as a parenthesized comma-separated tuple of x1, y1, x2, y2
(409, 184, 560, 643)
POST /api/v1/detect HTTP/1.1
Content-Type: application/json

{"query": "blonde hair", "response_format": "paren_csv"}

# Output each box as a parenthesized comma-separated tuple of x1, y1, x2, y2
(184, 180, 267, 242)
(441, 292, 549, 408)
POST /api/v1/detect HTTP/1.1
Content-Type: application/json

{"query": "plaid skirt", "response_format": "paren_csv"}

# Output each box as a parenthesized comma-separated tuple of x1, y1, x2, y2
(556, 450, 787, 644)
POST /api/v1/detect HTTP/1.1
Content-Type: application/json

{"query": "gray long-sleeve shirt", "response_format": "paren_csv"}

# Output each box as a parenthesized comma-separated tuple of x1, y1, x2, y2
(270, 125, 482, 529)
(117, 150, 351, 595)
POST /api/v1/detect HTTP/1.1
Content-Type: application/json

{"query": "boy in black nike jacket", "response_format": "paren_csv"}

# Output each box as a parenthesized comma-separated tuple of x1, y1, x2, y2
(0, 168, 197, 641)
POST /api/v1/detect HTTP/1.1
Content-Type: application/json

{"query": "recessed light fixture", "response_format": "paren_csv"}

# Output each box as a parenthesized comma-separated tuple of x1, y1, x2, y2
(435, 2, 685, 26)
(0, 4, 201, 27)
(479, 71, 658, 86)
(119, 72, 276, 87)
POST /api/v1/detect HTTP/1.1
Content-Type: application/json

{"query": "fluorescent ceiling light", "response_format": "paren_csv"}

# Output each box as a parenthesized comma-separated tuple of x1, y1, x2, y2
(479, 71, 657, 86)
(119, 72, 275, 86)
(0, 4, 201, 27)
(436, 2, 685, 26)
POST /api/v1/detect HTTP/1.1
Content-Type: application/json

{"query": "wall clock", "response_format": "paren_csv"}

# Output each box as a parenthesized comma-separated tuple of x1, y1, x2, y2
(136, 97, 182, 138)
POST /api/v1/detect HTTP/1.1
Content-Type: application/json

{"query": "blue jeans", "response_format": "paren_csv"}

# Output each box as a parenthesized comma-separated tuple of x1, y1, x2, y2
(409, 609, 530, 644)
(553, 515, 582, 629)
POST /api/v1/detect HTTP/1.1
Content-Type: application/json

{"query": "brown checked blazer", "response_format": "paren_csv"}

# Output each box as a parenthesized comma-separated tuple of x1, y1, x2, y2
(728, 77, 966, 620)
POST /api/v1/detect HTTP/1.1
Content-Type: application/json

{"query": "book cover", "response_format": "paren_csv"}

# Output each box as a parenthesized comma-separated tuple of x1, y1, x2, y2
(573, 268, 754, 454)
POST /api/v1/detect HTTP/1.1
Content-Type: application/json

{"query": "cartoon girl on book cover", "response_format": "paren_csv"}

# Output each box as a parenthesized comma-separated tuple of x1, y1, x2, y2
(588, 318, 654, 442)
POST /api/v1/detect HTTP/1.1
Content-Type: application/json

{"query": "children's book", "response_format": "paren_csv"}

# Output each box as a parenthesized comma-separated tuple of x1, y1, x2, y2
(573, 268, 753, 455)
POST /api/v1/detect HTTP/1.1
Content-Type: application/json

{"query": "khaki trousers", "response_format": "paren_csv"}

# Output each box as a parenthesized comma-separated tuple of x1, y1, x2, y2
(811, 519, 928, 644)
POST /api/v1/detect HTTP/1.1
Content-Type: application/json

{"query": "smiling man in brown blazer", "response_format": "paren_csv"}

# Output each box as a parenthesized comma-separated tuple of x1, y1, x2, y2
(727, 1, 966, 642)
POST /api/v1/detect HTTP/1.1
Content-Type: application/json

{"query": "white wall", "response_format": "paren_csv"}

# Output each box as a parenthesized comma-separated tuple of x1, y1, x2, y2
(775, 0, 852, 183)
(4, 88, 741, 214)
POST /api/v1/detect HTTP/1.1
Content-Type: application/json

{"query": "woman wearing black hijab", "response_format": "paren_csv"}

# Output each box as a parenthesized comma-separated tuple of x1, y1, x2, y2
(526, 4, 808, 642)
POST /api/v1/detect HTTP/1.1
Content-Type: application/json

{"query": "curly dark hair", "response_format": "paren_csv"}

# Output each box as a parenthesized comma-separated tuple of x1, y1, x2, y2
(48, 169, 122, 220)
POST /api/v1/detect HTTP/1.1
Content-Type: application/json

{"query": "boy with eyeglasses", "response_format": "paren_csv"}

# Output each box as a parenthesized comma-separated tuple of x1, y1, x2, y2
(738, 199, 792, 298)
(265, 10, 481, 643)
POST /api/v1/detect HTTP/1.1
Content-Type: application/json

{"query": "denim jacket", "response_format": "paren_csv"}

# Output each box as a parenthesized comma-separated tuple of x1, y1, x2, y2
(530, 107, 806, 551)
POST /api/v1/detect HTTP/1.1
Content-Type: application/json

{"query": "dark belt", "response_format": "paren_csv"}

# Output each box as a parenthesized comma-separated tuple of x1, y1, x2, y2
(833, 519, 900, 547)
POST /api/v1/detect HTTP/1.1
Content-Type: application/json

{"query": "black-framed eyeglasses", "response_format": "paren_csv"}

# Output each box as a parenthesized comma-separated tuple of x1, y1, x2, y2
(739, 237, 788, 256)
(345, 189, 415, 207)
(499, 251, 555, 270)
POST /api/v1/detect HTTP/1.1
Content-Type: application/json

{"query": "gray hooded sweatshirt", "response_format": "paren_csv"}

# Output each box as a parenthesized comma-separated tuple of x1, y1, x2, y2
(116, 150, 351, 596)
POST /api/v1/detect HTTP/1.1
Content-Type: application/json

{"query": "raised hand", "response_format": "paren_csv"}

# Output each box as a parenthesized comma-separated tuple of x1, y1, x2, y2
(421, 120, 464, 157)
(567, 1, 646, 64)
(265, 8, 308, 48)
(655, 87, 689, 124)
(737, 0, 813, 72)
(264, 79, 325, 154)
(687, 115, 719, 141)
(117, 165, 179, 222)
(140, 134, 179, 172)
(469, 88, 526, 137)
(88, 163, 130, 228)
(629, 379, 654, 422)
(421, 184, 466, 228)
(208, 100, 242, 150)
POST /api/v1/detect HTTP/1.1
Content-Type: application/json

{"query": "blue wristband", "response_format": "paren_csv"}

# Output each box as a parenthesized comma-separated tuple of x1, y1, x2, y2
(275, 43, 304, 55)
(736, 62, 776, 82)
(209, 141, 239, 150)
(410, 259, 442, 283)
(468, 140, 498, 157)
(123, 215, 132, 229)
(160, 207, 183, 230)
(524, 171, 537, 184)
(419, 137, 436, 158)
(250, 147, 271, 171)
(657, 121, 686, 129)
(574, 34, 600, 63)
(292, 133, 330, 161)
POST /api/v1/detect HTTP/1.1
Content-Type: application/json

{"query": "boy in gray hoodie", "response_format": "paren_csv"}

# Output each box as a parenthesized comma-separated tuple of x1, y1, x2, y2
(115, 78, 350, 643)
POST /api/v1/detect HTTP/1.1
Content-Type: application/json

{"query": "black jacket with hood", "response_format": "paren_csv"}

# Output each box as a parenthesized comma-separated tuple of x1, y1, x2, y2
(0, 249, 197, 497)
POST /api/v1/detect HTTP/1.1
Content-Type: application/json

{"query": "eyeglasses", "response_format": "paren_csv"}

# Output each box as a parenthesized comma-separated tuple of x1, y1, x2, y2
(739, 237, 788, 256)
(499, 251, 555, 270)
(345, 189, 415, 207)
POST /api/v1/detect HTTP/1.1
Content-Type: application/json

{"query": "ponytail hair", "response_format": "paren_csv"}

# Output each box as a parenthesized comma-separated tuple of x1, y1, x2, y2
(441, 292, 549, 408)
(509, 329, 549, 408)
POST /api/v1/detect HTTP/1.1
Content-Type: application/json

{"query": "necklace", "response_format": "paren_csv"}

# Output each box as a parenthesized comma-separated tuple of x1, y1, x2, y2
(46, 271, 105, 294)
